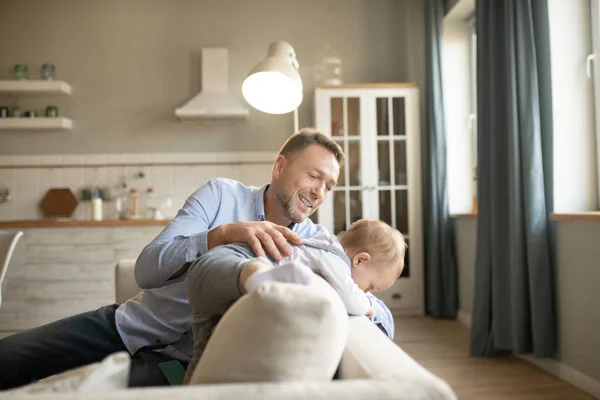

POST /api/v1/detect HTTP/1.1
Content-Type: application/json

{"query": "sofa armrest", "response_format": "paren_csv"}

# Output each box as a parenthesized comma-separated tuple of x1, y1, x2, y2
(115, 259, 141, 304)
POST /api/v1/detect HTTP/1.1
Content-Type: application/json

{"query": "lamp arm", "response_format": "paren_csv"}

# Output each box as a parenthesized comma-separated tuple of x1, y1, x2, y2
(293, 108, 299, 132)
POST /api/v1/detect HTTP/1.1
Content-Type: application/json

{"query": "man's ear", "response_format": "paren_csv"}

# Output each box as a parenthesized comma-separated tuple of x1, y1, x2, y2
(352, 252, 371, 268)
(273, 155, 288, 179)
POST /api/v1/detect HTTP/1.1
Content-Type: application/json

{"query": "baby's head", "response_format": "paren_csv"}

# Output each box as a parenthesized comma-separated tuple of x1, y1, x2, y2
(337, 220, 406, 293)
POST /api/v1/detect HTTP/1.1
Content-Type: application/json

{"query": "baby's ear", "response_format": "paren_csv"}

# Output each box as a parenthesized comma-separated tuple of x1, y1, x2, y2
(352, 252, 371, 267)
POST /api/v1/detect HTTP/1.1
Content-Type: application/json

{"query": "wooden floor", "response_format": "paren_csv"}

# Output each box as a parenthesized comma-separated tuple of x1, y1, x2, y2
(394, 316, 595, 400)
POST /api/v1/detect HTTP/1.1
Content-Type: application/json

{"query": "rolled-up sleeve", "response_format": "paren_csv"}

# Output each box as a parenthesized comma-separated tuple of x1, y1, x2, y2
(134, 179, 222, 289)
(366, 293, 395, 340)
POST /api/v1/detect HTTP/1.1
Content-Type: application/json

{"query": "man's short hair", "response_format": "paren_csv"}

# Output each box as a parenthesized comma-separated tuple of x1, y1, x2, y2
(277, 128, 345, 167)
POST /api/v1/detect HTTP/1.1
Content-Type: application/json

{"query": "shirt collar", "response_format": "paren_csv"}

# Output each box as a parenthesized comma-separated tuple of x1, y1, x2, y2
(254, 184, 269, 221)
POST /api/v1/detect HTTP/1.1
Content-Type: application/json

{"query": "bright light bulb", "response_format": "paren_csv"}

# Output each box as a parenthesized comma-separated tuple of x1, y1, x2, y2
(242, 71, 302, 114)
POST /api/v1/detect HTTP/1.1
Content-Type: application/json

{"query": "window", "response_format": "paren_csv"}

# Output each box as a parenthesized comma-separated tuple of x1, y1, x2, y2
(468, 16, 477, 212)
(590, 0, 600, 206)
(442, 9, 477, 214)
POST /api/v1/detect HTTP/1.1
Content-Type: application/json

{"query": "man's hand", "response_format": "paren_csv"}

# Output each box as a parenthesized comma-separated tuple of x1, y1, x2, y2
(208, 221, 302, 261)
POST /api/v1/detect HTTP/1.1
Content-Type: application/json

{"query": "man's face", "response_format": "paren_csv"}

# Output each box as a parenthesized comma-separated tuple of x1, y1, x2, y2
(274, 144, 340, 223)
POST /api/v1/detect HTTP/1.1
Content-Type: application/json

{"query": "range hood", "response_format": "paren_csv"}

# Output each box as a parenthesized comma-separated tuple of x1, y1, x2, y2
(175, 48, 249, 120)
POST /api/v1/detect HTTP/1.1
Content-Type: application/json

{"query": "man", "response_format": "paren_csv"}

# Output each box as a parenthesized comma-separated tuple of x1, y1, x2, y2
(0, 128, 393, 389)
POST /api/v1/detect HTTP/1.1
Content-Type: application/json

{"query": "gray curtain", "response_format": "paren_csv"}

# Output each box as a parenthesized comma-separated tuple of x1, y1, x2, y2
(423, 0, 458, 318)
(471, 0, 555, 357)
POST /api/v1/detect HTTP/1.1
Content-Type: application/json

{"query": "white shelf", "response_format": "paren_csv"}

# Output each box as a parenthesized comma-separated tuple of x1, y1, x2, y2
(0, 80, 72, 95)
(0, 117, 73, 130)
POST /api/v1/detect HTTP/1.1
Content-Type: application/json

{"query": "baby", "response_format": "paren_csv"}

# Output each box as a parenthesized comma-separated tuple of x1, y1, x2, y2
(184, 219, 406, 381)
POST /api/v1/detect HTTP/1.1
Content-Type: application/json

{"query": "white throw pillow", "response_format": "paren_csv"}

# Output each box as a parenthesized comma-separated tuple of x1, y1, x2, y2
(7, 351, 130, 394)
(190, 276, 349, 384)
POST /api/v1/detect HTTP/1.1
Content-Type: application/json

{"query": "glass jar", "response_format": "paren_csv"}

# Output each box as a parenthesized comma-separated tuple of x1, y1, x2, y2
(14, 64, 28, 80)
(41, 64, 55, 80)
(313, 46, 342, 86)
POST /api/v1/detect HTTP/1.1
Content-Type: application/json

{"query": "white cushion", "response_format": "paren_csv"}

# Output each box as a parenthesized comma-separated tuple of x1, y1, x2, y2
(190, 276, 348, 384)
(7, 351, 130, 394)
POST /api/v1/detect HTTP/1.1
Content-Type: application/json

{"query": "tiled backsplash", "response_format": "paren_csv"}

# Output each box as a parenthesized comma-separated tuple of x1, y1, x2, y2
(0, 152, 275, 221)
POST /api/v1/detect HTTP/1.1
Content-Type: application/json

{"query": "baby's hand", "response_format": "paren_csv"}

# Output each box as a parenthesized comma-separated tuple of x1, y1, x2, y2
(365, 307, 374, 318)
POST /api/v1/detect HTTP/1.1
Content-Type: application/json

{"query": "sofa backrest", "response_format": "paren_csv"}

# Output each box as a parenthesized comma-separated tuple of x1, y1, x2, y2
(115, 260, 140, 304)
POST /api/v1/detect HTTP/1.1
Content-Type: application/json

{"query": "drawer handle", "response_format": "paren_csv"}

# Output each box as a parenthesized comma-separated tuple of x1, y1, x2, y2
(392, 293, 402, 300)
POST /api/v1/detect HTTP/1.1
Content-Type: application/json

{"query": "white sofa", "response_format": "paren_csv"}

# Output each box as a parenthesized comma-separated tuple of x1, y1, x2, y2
(6, 260, 457, 399)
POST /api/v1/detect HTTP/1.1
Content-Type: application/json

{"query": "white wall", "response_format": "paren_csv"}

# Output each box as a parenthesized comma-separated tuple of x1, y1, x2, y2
(454, 217, 600, 398)
(0, 0, 426, 155)
(549, 0, 599, 212)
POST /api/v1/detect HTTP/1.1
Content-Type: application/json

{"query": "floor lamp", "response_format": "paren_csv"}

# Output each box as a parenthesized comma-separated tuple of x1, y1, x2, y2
(242, 41, 303, 132)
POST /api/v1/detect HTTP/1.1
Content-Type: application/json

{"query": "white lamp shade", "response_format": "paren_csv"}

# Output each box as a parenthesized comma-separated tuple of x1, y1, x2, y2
(242, 41, 303, 114)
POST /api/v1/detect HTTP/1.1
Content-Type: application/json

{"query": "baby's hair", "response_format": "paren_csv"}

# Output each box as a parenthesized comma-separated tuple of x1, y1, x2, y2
(338, 220, 406, 278)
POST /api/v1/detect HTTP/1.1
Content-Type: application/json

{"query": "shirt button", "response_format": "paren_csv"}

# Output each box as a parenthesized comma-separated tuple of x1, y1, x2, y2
(196, 253, 201, 257)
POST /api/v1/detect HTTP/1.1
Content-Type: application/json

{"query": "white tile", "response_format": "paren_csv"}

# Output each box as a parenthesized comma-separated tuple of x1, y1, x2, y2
(105, 166, 127, 193)
(125, 166, 151, 192)
(37, 168, 63, 188)
(151, 153, 176, 164)
(14, 156, 38, 166)
(189, 165, 218, 189)
(0, 156, 15, 166)
(0, 203, 14, 220)
(82, 166, 107, 189)
(36, 155, 63, 166)
(61, 155, 83, 166)
(104, 154, 125, 165)
(15, 200, 39, 220)
(61, 168, 84, 191)
(239, 152, 277, 162)
(125, 154, 152, 165)
(81, 155, 107, 166)
(0, 167, 16, 187)
(74, 202, 90, 221)
(150, 166, 174, 195)
(214, 165, 239, 180)
(16, 169, 39, 191)
(238, 164, 272, 187)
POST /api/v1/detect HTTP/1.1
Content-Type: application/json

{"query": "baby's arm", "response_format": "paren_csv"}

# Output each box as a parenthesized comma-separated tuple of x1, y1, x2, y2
(312, 251, 371, 316)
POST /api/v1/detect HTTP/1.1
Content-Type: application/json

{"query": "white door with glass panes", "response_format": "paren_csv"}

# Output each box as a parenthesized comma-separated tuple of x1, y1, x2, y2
(313, 85, 423, 315)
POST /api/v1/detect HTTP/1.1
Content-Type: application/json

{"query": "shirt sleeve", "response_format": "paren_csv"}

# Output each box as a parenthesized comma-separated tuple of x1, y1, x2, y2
(134, 179, 222, 289)
(366, 292, 395, 340)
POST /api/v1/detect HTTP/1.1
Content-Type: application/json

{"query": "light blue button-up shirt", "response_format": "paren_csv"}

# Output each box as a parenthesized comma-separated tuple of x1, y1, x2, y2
(115, 178, 394, 362)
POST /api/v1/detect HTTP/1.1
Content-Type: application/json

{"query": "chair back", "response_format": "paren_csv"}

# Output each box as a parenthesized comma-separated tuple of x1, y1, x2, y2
(0, 230, 24, 307)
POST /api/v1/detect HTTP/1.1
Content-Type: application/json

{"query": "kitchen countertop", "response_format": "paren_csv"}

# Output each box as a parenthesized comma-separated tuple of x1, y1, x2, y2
(0, 219, 171, 228)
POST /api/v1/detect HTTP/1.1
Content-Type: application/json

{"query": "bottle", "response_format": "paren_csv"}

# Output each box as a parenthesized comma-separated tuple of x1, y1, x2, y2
(145, 187, 157, 219)
(313, 46, 343, 86)
(91, 189, 103, 221)
(129, 188, 140, 219)
(115, 182, 128, 219)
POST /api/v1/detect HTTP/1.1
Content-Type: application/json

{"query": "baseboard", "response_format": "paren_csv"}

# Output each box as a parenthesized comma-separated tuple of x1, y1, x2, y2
(457, 309, 472, 328)
(519, 354, 600, 399)
(456, 310, 600, 399)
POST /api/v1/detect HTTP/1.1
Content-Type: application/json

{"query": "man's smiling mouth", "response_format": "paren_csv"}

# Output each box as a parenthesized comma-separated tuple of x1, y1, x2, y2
(299, 195, 312, 208)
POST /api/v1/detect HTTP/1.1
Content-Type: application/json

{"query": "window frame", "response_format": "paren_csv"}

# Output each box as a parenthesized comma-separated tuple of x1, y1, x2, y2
(590, 0, 600, 207)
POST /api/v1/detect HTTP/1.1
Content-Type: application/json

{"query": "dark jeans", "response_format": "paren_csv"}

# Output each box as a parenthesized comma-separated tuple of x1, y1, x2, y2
(0, 304, 183, 389)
